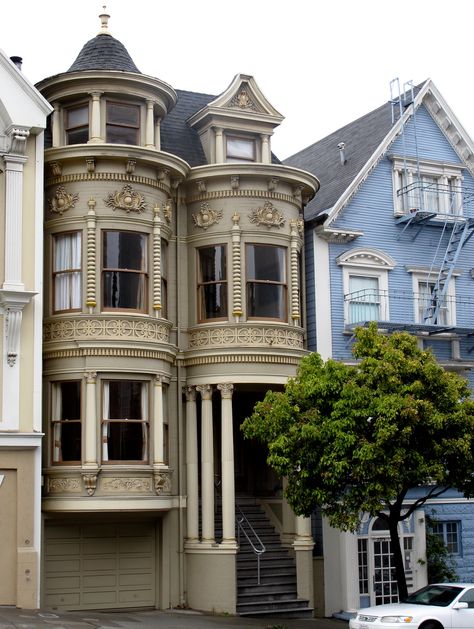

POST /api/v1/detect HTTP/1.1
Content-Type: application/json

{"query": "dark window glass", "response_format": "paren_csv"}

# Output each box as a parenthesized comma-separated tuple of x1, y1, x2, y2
(198, 245, 227, 321)
(65, 105, 89, 145)
(246, 244, 286, 319)
(53, 381, 81, 463)
(102, 231, 147, 310)
(103, 381, 147, 462)
(106, 102, 139, 145)
(161, 239, 168, 318)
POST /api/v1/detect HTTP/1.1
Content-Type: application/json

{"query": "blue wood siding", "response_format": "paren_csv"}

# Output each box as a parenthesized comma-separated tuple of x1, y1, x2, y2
(304, 229, 316, 351)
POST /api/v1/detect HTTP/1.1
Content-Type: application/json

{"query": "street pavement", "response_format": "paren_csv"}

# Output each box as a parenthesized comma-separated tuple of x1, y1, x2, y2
(0, 608, 349, 629)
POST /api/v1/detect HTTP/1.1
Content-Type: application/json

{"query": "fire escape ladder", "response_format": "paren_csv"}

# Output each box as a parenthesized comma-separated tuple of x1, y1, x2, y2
(423, 219, 474, 324)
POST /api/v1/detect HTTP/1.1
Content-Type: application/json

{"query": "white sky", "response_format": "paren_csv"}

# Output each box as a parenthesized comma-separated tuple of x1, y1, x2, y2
(2, 0, 473, 159)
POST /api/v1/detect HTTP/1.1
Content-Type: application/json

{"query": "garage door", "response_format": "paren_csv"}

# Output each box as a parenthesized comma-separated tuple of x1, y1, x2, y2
(44, 522, 155, 610)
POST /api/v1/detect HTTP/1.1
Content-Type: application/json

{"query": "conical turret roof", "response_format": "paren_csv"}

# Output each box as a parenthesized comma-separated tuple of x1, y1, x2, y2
(67, 10, 140, 74)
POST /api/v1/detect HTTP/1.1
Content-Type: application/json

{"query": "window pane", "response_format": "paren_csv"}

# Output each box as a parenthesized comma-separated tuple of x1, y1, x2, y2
(60, 423, 82, 461)
(198, 246, 227, 320)
(107, 103, 139, 126)
(67, 106, 88, 128)
(247, 245, 285, 281)
(200, 284, 228, 319)
(106, 125, 138, 145)
(66, 128, 89, 145)
(199, 246, 226, 282)
(248, 284, 286, 319)
(107, 422, 146, 461)
(348, 276, 380, 324)
(227, 137, 255, 161)
(53, 381, 81, 463)
(54, 232, 82, 311)
(103, 232, 145, 270)
(103, 271, 145, 309)
(103, 232, 147, 310)
(60, 381, 81, 419)
(108, 381, 143, 419)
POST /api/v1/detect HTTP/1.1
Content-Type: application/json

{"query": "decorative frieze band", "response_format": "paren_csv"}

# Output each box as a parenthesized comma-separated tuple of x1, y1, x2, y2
(43, 348, 174, 361)
(188, 325, 304, 349)
(186, 189, 301, 208)
(45, 172, 170, 193)
(44, 317, 170, 343)
(182, 354, 303, 367)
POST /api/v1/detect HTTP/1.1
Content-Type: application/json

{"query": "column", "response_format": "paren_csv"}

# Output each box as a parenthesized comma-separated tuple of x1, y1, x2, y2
(294, 515, 315, 607)
(153, 375, 164, 465)
(218, 383, 235, 545)
(290, 219, 301, 325)
(231, 214, 242, 320)
(51, 102, 61, 148)
(197, 384, 214, 543)
(84, 371, 98, 468)
(154, 117, 161, 151)
(185, 387, 199, 541)
(153, 205, 162, 316)
(89, 92, 103, 143)
(215, 127, 224, 163)
(261, 133, 271, 163)
(3, 155, 27, 290)
(86, 198, 97, 311)
(145, 100, 155, 148)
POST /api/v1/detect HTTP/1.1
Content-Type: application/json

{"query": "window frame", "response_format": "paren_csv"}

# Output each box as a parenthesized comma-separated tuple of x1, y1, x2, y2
(161, 238, 168, 319)
(65, 103, 89, 145)
(246, 243, 288, 321)
(106, 101, 140, 145)
(102, 230, 148, 313)
(51, 380, 82, 465)
(197, 244, 228, 323)
(409, 270, 457, 326)
(101, 380, 149, 464)
(431, 520, 461, 555)
(52, 230, 82, 314)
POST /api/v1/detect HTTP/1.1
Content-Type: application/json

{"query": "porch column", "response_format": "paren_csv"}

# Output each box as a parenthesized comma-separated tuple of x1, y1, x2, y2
(218, 383, 235, 545)
(197, 384, 214, 543)
(84, 371, 98, 468)
(294, 515, 315, 607)
(51, 102, 61, 148)
(185, 386, 199, 541)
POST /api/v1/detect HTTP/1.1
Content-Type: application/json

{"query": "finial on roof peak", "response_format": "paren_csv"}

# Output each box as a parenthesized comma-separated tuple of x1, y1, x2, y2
(99, 5, 111, 35)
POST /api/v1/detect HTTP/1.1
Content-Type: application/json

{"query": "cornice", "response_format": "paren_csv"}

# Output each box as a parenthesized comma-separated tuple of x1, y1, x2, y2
(45, 171, 171, 193)
(43, 347, 176, 362)
(186, 188, 301, 208)
(315, 226, 364, 243)
(181, 353, 304, 367)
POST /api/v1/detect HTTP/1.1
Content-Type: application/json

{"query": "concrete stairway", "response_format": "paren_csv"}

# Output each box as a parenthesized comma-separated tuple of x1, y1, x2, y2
(235, 497, 313, 618)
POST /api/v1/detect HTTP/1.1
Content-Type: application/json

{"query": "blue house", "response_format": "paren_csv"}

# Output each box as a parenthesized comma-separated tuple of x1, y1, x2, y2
(286, 79, 474, 616)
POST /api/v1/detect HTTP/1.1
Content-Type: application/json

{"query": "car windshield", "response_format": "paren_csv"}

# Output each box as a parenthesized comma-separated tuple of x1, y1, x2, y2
(402, 585, 464, 607)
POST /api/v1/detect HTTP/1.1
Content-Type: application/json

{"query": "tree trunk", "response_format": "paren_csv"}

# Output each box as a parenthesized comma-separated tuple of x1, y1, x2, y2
(388, 516, 408, 601)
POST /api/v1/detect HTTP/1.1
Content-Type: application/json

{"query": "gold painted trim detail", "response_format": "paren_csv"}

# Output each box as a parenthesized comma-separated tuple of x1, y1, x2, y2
(186, 189, 300, 208)
(188, 326, 304, 349)
(43, 348, 174, 361)
(44, 317, 170, 343)
(45, 172, 170, 193)
(182, 354, 302, 367)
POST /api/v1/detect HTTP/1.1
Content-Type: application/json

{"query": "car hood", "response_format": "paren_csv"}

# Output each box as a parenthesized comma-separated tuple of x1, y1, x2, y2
(357, 603, 428, 616)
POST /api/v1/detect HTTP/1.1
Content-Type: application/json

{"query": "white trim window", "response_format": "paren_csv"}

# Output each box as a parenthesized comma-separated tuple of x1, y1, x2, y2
(338, 248, 396, 326)
(53, 231, 82, 312)
(51, 380, 82, 464)
(392, 157, 464, 217)
(226, 135, 256, 163)
(409, 269, 457, 326)
(102, 380, 148, 463)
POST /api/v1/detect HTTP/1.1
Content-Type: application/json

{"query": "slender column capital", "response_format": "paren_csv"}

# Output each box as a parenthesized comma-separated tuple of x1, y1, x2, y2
(196, 384, 212, 401)
(184, 386, 196, 402)
(84, 371, 97, 384)
(217, 383, 234, 399)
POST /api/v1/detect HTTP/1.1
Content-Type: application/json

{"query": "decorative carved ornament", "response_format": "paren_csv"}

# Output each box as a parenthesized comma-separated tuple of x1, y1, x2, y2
(102, 477, 152, 493)
(46, 477, 81, 494)
(48, 185, 79, 215)
(104, 184, 147, 213)
(162, 198, 173, 224)
(248, 201, 285, 228)
(189, 326, 304, 349)
(44, 317, 170, 343)
(228, 87, 258, 112)
(154, 470, 172, 495)
(192, 202, 223, 230)
(82, 473, 98, 496)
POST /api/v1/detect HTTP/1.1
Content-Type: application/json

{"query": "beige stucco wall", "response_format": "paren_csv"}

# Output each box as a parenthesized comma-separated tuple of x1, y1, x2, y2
(186, 550, 237, 613)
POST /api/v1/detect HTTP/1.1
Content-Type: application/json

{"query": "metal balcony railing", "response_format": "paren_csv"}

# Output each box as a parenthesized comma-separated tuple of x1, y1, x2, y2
(344, 288, 474, 332)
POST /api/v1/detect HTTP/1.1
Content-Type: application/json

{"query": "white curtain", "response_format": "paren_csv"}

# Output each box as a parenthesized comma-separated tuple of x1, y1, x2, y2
(102, 382, 110, 461)
(141, 384, 148, 461)
(52, 384, 62, 462)
(349, 275, 380, 324)
(54, 232, 82, 311)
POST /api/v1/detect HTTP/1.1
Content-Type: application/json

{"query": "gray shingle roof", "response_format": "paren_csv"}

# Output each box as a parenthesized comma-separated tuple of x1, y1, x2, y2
(67, 33, 140, 73)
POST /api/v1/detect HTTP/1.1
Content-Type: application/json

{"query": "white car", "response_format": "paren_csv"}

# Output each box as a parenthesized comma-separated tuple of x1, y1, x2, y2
(349, 583, 474, 629)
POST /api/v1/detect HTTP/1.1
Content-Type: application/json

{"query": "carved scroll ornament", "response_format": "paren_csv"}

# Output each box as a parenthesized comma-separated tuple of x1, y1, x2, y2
(49, 185, 79, 215)
(104, 184, 147, 214)
(248, 201, 285, 228)
(192, 202, 223, 230)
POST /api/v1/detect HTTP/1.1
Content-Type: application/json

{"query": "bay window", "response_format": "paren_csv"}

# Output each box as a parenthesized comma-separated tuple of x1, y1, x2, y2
(102, 231, 147, 311)
(102, 380, 148, 463)
(197, 245, 227, 321)
(52, 381, 82, 464)
(53, 231, 82, 312)
(246, 244, 287, 320)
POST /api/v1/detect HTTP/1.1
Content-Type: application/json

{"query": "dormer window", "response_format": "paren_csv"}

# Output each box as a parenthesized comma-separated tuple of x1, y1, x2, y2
(65, 104, 89, 145)
(226, 135, 256, 163)
(106, 102, 140, 145)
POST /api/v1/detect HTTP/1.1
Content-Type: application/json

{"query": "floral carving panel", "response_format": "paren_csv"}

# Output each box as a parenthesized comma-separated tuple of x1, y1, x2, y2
(44, 318, 170, 343)
(189, 326, 304, 349)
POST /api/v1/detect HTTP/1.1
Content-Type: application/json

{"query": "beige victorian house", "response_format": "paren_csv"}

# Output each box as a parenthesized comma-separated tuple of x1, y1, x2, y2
(36, 12, 319, 616)
(0, 50, 52, 608)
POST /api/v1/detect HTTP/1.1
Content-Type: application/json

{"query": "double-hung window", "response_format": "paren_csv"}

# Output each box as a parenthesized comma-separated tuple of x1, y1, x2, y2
(106, 102, 140, 145)
(53, 232, 82, 312)
(431, 520, 460, 554)
(65, 104, 89, 145)
(197, 245, 227, 321)
(348, 275, 381, 324)
(102, 231, 147, 311)
(161, 238, 168, 319)
(102, 380, 148, 463)
(51, 381, 82, 464)
(226, 136, 256, 163)
(246, 244, 287, 320)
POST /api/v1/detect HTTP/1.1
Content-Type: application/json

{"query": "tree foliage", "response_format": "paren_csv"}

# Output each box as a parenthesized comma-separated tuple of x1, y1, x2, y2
(424, 514, 458, 584)
(242, 323, 474, 598)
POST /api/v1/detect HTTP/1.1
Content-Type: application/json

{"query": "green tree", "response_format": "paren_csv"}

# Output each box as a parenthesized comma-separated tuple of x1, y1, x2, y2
(424, 514, 458, 584)
(242, 323, 474, 600)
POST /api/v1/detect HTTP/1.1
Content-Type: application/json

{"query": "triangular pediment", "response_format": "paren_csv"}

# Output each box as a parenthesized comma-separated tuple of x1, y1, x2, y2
(187, 73, 283, 131)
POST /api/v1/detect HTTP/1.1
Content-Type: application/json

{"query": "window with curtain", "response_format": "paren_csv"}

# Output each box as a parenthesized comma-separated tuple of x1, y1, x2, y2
(348, 275, 380, 324)
(106, 102, 139, 145)
(246, 244, 287, 320)
(197, 245, 227, 321)
(51, 381, 82, 464)
(102, 231, 147, 311)
(102, 380, 148, 462)
(53, 232, 82, 312)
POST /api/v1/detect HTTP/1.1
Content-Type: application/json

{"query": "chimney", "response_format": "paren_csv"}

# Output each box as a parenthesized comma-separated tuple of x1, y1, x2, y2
(10, 56, 22, 70)
(337, 142, 347, 165)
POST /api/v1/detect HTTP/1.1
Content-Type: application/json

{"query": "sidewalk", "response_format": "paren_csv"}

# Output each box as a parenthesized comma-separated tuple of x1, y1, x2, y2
(0, 607, 349, 629)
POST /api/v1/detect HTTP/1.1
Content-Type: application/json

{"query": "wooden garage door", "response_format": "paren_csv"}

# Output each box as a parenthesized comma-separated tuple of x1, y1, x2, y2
(44, 522, 155, 610)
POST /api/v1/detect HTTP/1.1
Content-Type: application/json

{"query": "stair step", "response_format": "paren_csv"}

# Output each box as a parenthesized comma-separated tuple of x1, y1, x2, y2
(238, 586, 298, 598)
(237, 599, 312, 615)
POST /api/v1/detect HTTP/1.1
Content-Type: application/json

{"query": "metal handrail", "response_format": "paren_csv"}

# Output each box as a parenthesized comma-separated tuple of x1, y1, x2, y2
(236, 503, 266, 585)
